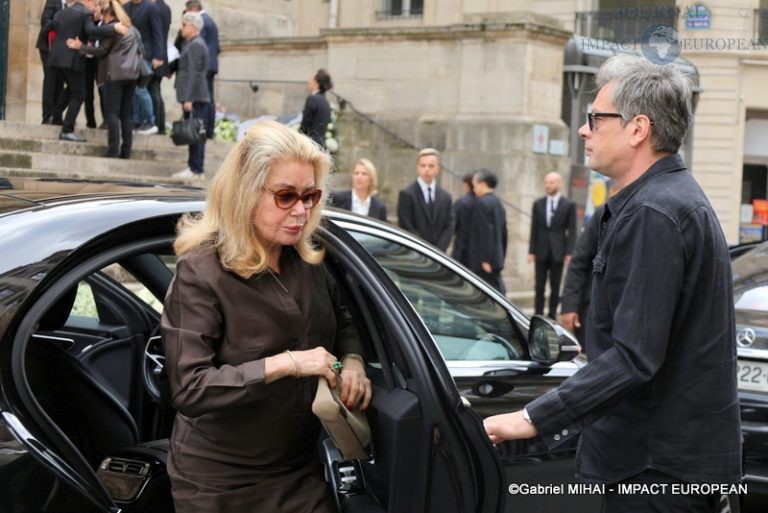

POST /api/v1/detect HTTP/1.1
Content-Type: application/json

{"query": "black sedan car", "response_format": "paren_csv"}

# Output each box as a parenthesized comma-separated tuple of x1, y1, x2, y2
(732, 240, 768, 509)
(0, 178, 590, 513)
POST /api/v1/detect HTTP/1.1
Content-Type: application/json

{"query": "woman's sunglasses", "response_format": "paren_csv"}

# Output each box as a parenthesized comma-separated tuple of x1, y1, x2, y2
(266, 188, 323, 210)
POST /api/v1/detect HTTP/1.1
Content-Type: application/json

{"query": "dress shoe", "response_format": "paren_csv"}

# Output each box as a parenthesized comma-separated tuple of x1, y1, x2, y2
(59, 132, 85, 142)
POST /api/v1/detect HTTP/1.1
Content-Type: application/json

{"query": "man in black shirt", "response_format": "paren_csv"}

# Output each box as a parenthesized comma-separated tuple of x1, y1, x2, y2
(485, 54, 741, 512)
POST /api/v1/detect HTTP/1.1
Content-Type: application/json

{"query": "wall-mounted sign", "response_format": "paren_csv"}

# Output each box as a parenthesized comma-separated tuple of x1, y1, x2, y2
(685, 3, 711, 30)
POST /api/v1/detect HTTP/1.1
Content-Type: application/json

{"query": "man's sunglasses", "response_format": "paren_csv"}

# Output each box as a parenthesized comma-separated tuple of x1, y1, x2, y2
(587, 112, 654, 131)
(586, 112, 624, 131)
(266, 188, 323, 210)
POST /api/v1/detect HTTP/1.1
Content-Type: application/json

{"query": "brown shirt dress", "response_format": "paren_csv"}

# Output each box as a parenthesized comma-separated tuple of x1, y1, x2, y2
(161, 246, 362, 512)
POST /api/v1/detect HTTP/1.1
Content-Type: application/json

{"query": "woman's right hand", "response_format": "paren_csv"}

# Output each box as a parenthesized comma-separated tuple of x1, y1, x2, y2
(265, 347, 339, 385)
(290, 347, 339, 385)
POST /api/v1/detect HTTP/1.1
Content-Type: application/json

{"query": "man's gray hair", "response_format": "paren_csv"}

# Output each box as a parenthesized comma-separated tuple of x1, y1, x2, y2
(597, 54, 693, 154)
(182, 11, 204, 31)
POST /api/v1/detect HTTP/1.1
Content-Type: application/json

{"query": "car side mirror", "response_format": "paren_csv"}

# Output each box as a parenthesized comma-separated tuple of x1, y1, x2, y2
(528, 315, 581, 365)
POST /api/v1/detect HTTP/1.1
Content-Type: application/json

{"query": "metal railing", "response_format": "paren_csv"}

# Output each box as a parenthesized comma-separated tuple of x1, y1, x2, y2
(755, 9, 768, 43)
(575, 8, 678, 43)
(218, 78, 530, 217)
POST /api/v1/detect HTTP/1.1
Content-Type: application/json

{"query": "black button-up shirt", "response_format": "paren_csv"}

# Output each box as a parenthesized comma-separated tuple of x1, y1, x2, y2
(527, 154, 742, 484)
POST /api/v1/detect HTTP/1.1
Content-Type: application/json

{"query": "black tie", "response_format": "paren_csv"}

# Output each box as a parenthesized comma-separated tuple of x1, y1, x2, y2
(427, 187, 434, 217)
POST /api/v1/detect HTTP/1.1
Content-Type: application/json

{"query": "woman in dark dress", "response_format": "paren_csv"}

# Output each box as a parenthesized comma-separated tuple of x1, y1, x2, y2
(161, 120, 372, 512)
(330, 158, 388, 221)
(299, 68, 332, 148)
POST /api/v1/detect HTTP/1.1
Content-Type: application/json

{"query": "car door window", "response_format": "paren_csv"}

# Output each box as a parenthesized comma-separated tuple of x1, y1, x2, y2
(349, 231, 524, 361)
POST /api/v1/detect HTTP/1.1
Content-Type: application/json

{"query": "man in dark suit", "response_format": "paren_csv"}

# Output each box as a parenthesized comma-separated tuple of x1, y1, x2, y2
(150, 0, 172, 134)
(37, 0, 66, 124)
(397, 148, 454, 251)
(560, 204, 603, 347)
(527, 171, 576, 318)
(45, 0, 121, 141)
(467, 169, 507, 293)
(184, 1, 219, 139)
(450, 172, 476, 267)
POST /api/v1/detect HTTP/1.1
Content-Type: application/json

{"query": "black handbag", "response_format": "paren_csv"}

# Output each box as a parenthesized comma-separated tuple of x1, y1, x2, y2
(171, 114, 206, 146)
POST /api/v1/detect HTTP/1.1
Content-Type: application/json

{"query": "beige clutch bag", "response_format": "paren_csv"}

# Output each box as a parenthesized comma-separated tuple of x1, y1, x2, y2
(312, 377, 372, 460)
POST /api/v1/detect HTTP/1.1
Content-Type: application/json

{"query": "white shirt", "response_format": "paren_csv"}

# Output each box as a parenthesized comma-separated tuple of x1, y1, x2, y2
(417, 177, 435, 204)
(351, 192, 371, 216)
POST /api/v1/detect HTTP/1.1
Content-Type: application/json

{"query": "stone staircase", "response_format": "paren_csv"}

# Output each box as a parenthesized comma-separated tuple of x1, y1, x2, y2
(0, 121, 235, 184)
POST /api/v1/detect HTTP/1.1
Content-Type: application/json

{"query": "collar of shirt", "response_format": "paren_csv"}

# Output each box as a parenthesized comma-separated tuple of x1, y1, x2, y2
(351, 192, 371, 216)
(417, 178, 435, 202)
(547, 192, 561, 210)
(605, 153, 687, 219)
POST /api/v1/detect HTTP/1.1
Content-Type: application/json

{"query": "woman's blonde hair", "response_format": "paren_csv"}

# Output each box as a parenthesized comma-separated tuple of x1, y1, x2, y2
(109, 0, 132, 27)
(174, 120, 332, 278)
(353, 158, 378, 197)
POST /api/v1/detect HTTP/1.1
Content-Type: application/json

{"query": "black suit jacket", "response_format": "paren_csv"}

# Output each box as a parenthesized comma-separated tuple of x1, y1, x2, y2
(200, 12, 220, 74)
(397, 181, 453, 251)
(528, 195, 577, 262)
(329, 190, 387, 221)
(467, 193, 507, 272)
(154, 0, 171, 76)
(37, 0, 63, 51)
(123, 0, 163, 61)
(560, 205, 603, 315)
(299, 92, 330, 148)
(450, 193, 476, 266)
(46, 2, 116, 73)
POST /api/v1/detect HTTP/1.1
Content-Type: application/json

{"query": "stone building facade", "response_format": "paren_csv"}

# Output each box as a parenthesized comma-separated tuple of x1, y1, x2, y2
(7, 0, 768, 293)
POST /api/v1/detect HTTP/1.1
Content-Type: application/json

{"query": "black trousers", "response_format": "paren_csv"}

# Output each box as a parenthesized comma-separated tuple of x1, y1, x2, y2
(103, 80, 136, 158)
(602, 470, 722, 513)
(204, 71, 216, 138)
(58, 68, 85, 133)
(534, 252, 564, 318)
(84, 57, 100, 127)
(39, 49, 64, 123)
(147, 75, 165, 133)
(187, 101, 208, 173)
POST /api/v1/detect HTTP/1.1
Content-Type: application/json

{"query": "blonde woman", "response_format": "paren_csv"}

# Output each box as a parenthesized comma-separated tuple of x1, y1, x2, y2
(161, 120, 371, 512)
(329, 158, 388, 221)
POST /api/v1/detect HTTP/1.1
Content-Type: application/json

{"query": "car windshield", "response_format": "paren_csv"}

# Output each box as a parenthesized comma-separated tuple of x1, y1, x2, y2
(733, 242, 768, 316)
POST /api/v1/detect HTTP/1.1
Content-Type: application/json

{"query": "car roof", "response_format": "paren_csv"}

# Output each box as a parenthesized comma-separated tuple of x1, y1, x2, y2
(732, 240, 768, 285)
(0, 177, 204, 214)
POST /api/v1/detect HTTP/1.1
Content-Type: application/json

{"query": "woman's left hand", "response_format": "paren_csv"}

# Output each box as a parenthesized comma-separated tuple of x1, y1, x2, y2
(183, 101, 192, 112)
(339, 357, 371, 412)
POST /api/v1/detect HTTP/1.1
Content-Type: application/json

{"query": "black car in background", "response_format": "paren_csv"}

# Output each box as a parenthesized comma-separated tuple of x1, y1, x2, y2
(732, 241, 768, 509)
(0, 178, 593, 513)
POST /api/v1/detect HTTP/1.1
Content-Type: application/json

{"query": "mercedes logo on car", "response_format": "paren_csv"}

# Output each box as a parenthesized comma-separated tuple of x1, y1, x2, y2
(736, 328, 757, 348)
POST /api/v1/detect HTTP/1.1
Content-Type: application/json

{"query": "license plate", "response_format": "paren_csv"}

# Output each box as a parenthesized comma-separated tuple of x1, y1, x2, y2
(737, 360, 768, 393)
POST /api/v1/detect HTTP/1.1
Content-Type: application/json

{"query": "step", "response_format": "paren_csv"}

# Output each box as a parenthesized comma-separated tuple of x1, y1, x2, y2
(0, 121, 235, 158)
(0, 166, 210, 185)
(0, 148, 182, 179)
